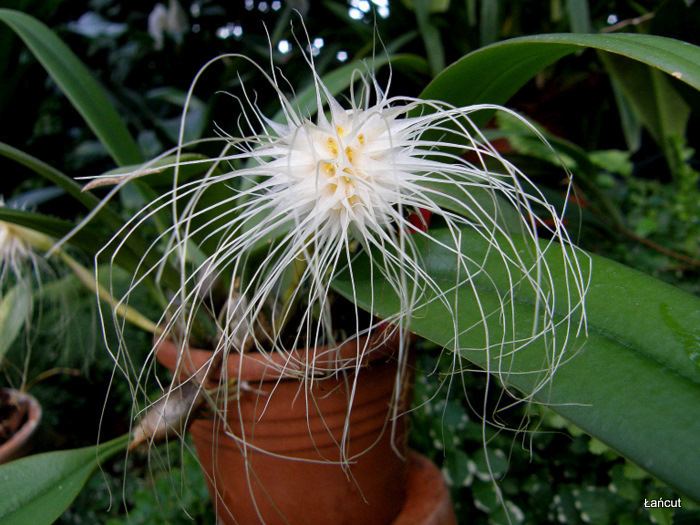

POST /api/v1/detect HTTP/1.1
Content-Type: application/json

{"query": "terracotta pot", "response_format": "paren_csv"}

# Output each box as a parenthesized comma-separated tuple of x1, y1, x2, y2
(0, 388, 42, 464)
(394, 452, 457, 525)
(156, 334, 415, 525)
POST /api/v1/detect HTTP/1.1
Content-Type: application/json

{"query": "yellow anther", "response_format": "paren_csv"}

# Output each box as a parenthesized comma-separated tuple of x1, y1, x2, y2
(345, 146, 354, 163)
(342, 176, 352, 184)
(321, 161, 336, 176)
(357, 133, 365, 145)
(348, 195, 360, 206)
(336, 125, 345, 137)
(326, 137, 338, 156)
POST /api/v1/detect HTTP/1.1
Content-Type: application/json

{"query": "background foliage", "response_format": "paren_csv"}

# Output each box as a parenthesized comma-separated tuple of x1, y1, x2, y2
(1, 0, 699, 523)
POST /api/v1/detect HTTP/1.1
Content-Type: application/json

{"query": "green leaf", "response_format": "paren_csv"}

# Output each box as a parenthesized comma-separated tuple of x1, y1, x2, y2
(333, 227, 700, 500)
(600, 52, 690, 173)
(414, 0, 445, 76)
(0, 208, 147, 282)
(97, 153, 210, 188)
(421, 33, 700, 128)
(0, 143, 148, 261)
(278, 54, 426, 122)
(479, 0, 500, 46)
(8, 187, 64, 209)
(0, 435, 128, 525)
(0, 146, 193, 292)
(0, 9, 141, 166)
(0, 283, 32, 362)
(0, 208, 104, 255)
(0, 141, 100, 211)
(0, 148, 185, 294)
(565, 0, 591, 33)
(146, 88, 208, 144)
(609, 65, 643, 152)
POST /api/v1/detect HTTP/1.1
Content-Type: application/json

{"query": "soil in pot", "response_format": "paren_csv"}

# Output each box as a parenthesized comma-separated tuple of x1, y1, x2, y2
(157, 333, 414, 525)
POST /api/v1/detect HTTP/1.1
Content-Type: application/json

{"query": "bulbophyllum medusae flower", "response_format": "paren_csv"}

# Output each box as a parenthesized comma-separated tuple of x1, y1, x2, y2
(0, 199, 58, 351)
(0, 199, 45, 290)
(93, 53, 589, 429)
(0, 219, 32, 286)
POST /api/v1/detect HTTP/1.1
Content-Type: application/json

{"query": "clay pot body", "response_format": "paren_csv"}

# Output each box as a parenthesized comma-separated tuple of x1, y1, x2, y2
(156, 335, 412, 525)
(395, 453, 458, 525)
(0, 388, 42, 464)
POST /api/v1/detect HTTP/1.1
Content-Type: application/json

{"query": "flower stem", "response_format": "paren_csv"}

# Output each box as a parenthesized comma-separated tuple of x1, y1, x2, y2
(12, 223, 162, 335)
(58, 251, 162, 335)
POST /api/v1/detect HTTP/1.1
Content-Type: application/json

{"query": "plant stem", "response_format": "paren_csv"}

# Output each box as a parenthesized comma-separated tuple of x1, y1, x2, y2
(23, 367, 81, 391)
(58, 251, 162, 335)
(12, 223, 162, 335)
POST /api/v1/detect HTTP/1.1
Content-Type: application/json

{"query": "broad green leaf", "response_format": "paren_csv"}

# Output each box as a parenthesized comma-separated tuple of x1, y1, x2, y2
(333, 228, 700, 500)
(421, 33, 700, 128)
(0, 283, 32, 361)
(0, 435, 128, 525)
(0, 9, 141, 166)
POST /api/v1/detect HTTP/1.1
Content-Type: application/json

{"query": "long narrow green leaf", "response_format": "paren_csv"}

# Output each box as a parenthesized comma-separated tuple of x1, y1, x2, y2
(0, 141, 101, 210)
(421, 33, 700, 128)
(414, 0, 445, 76)
(0, 9, 141, 166)
(0, 145, 199, 295)
(0, 143, 154, 266)
(479, 0, 500, 46)
(609, 75, 642, 152)
(0, 208, 146, 279)
(600, 52, 690, 171)
(0, 435, 128, 525)
(277, 54, 426, 122)
(565, 0, 591, 33)
(333, 228, 700, 500)
(0, 208, 103, 254)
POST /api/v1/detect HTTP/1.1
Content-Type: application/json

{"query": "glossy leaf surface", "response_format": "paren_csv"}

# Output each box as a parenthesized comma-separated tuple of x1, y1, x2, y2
(0, 435, 128, 525)
(334, 228, 700, 500)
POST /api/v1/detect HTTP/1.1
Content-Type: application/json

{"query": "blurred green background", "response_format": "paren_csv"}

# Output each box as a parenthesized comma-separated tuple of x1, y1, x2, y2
(1, 1, 699, 523)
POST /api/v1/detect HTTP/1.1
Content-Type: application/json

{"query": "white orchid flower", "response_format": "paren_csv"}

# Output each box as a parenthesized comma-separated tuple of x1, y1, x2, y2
(96, 50, 589, 457)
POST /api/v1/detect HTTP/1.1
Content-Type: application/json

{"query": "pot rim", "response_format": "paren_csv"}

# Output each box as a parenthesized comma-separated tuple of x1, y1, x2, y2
(0, 388, 42, 463)
(155, 328, 402, 384)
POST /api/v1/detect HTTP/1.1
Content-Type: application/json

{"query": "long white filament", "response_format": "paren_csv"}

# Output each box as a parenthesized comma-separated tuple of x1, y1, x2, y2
(94, 54, 590, 500)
